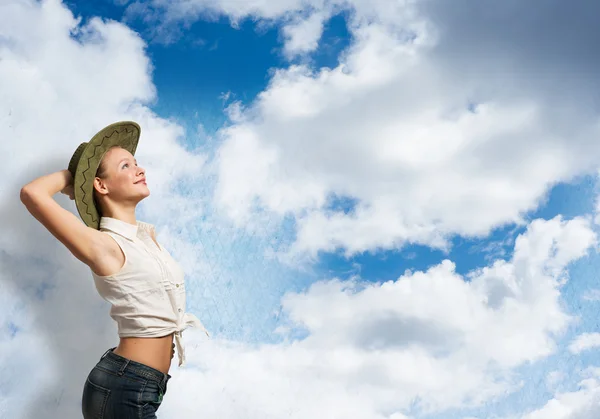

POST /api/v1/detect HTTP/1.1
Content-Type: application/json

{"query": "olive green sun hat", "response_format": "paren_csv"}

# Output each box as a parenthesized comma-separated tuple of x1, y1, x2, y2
(68, 121, 141, 229)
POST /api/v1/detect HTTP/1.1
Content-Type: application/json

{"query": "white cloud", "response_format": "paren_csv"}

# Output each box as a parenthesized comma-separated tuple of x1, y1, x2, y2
(569, 333, 600, 355)
(119, 1, 600, 257)
(150, 0, 600, 258)
(0, 0, 206, 209)
(582, 289, 600, 301)
(153, 216, 595, 418)
(519, 368, 600, 419)
(130, 218, 595, 419)
(281, 11, 328, 57)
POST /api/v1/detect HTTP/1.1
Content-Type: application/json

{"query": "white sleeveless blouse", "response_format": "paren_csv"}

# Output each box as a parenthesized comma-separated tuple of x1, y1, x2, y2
(90, 217, 209, 367)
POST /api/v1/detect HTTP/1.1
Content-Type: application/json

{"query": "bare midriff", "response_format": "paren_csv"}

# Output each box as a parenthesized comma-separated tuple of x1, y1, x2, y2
(113, 333, 174, 374)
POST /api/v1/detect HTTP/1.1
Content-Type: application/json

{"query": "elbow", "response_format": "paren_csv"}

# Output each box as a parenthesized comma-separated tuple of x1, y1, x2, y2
(20, 186, 31, 204)
(20, 185, 39, 206)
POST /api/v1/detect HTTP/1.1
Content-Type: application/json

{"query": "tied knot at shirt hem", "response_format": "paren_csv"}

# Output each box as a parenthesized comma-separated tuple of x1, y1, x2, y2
(175, 312, 210, 367)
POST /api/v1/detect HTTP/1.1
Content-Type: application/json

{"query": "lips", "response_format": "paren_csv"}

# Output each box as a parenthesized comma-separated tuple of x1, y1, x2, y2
(135, 178, 147, 185)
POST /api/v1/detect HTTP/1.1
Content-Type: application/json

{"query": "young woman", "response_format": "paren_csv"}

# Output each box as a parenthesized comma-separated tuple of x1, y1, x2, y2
(20, 121, 209, 418)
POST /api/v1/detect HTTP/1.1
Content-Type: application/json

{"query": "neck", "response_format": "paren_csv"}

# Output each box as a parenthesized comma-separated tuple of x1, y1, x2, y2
(101, 203, 137, 225)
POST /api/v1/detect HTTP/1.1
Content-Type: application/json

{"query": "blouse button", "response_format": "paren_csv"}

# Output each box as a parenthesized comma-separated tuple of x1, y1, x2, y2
(176, 284, 180, 288)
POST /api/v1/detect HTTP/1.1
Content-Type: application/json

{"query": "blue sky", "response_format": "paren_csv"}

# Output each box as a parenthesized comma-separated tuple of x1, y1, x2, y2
(65, 0, 351, 135)
(2, 0, 600, 418)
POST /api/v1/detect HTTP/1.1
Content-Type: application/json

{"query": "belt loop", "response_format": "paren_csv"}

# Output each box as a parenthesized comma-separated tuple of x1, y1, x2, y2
(118, 359, 130, 376)
(100, 348, 112, 359)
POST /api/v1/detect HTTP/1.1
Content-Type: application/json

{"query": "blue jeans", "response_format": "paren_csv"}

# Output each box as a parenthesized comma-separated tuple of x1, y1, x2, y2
(81, 347, 172, 418)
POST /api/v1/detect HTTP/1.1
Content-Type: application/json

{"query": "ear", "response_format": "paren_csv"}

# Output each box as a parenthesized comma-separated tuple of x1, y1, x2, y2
(93, 177, 109, 196)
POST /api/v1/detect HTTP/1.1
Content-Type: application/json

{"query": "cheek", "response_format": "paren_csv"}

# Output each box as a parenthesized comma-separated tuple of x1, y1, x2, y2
(111, 174, 134, 194)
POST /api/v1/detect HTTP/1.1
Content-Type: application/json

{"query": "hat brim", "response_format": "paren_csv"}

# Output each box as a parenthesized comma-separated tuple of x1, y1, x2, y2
(73, 121, 141, 229)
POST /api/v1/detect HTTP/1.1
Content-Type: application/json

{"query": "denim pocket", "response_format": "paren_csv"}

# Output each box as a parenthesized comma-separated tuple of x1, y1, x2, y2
(81, 377, 110, 419)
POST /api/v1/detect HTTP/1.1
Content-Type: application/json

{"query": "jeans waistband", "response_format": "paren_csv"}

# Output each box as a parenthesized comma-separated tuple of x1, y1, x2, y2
(99, 347, 171, 388)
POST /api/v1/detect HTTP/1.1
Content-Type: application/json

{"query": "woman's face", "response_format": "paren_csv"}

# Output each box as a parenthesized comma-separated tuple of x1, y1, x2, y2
(94, 146, 149, 203)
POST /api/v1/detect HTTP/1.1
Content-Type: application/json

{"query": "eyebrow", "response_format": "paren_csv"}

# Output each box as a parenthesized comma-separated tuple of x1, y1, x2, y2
(118, 157, 138, 166)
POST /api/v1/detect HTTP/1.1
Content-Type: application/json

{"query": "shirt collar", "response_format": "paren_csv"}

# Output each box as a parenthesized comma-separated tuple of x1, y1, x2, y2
(99, 217, 156, 241)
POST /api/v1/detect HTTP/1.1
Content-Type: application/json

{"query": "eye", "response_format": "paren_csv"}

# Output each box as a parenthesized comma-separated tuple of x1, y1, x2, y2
(122, 163, 129, 169)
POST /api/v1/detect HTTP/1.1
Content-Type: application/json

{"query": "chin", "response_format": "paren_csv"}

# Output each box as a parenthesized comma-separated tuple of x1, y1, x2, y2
(134, 184, 150, 197)
(133, 190, 150, 202)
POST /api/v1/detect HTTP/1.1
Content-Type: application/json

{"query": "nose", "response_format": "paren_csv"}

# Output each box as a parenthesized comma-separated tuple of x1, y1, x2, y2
(137, 165, 145, 176)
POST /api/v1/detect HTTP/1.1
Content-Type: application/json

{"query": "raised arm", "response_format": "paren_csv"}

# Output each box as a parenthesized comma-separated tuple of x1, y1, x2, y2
(20, 170, 111, 268)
